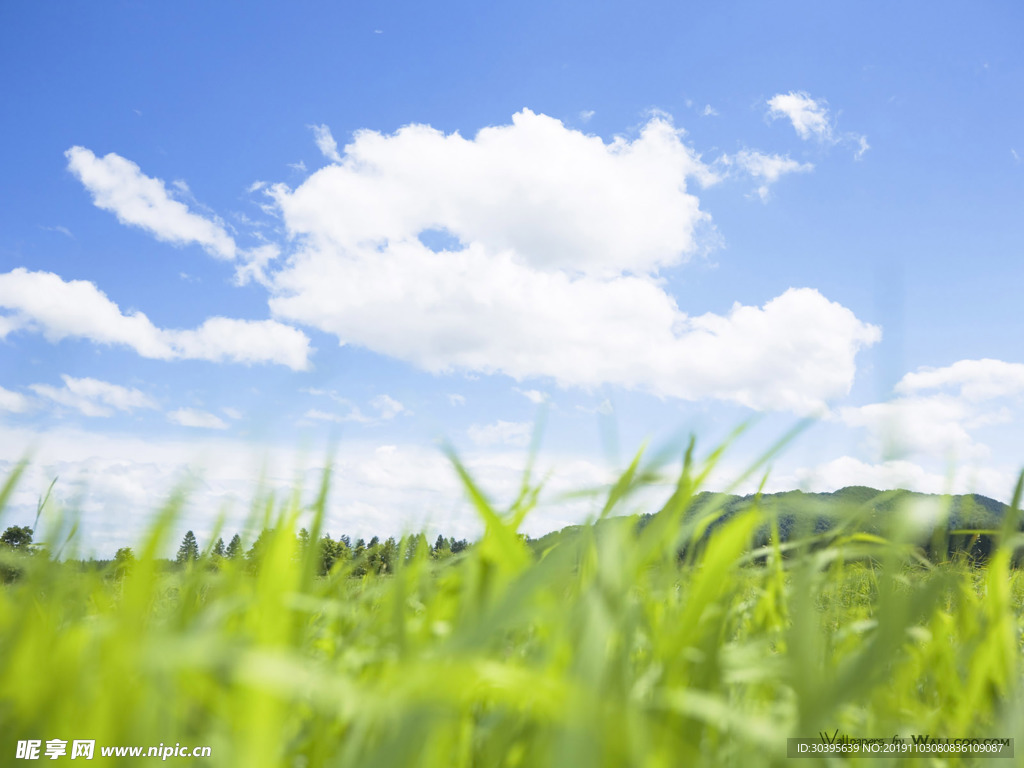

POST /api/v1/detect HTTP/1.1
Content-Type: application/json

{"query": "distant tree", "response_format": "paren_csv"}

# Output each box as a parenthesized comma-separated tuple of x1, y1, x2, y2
(379, 537, 398, 573)
(405, 533, 428, 561)
(113, 547, 135, 577)
(319, 534, 350, 575)
(0, 525, 33, 551)
(1, 525, 34, 582)
(176, 530, 199, 564)
(226, 534, 242, 559)
(212, 538, 226, 558)
(432, 533, 452, 560)
(368, 536, 379, 548)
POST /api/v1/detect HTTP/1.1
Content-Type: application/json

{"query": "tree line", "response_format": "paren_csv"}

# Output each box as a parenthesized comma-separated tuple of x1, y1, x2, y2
(1, 524, 471, 580)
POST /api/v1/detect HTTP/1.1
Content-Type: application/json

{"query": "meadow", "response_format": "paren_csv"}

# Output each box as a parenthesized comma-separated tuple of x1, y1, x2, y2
(1, 437, 1023, 767)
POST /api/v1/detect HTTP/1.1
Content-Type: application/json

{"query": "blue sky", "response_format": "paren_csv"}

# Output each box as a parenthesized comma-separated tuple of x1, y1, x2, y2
(2, 1, 1024, 552)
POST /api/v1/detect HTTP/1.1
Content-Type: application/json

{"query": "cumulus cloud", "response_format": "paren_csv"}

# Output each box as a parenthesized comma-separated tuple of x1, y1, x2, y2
(0, 386, 32, 414)
(840, 358, 1024, 462)
(310, 124, 343, 164)
(0, 269, 311, 370)
(467, 420, 533, 448)
(30, 375, 157, 418)
(168, 408, 229, 429)
(720, 149, 813, 201)
(767, 91, 868, 158)
(370, 394, 405, 419)
(274, 109, 717, 278)
(264, 110, 877, 413)
(65, 147, 237, 259)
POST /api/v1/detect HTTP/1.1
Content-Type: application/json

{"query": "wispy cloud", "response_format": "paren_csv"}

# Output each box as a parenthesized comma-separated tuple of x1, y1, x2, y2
(719, 149, 814, 202)
(30, 375, 158, 418)
(66, 146, 237, 259)
(467, 420, 533, 448)
(310, 124, 343, 164)
(168, 408, 229, 430)
(767, 91, 868, 159)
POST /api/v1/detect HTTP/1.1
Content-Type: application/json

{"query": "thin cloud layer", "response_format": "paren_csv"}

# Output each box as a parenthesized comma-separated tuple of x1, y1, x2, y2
(0, 386, 32, 414)
(30, 375, 157, 418)
(266, 110, 879, 413)
(66, 147, 237, 259)
(0, 269, 311, 370)
(720, 149, 813, 201)
(168, 408, 229, 430)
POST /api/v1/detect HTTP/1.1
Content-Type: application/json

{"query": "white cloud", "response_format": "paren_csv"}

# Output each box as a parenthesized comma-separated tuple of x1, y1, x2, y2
(222, 407, 243, 420)
(895, 358, 1024, 401)
(0, 269, 311, 370)
(516, 388, 549, 404)
(310, 124, 343, 164)
(168, 408, 229, 430)
(304, 406, 371, 424)
(0, 386, 32, 414)
(579, 110, 595, 123)
(720, 149, 813, 201)
(577, 399, 613, 416)
(0, 314, 21, 340)
(448, 394, 466, 406)
(274, 109, 716, 278)
(768, 91, 833, 142)
(840, 395, 985, 460)
(0, 425, 616, 553)
(40, 225, 74, 239)
(840, 358, 1024, 462)
(467, 420, 533, 448)
(30, 375, 157, 418)
(265, 110, 876, 413)
(66, 147, 237, 260)
(701, 105, 718, 117)
(370, 394, 405, 419)
(790, 455, 1012, 502)
(766, 91, 868, 158)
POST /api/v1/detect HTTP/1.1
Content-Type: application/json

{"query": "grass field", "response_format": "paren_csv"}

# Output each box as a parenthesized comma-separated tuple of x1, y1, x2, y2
(2, 440, 1023, 767)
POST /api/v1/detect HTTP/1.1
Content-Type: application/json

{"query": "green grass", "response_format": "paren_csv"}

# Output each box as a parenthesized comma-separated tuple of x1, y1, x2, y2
(2, 441, 1023, 767)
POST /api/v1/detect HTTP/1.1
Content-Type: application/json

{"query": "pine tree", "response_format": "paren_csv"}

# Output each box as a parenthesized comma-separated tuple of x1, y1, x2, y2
(176, 530, 199, 564)
(212, 537, 226, 557)
(226, 534, 242, 559)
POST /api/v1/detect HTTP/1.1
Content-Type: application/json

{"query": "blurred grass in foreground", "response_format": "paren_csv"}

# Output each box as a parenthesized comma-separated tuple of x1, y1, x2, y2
(2, 436, 1024, 768)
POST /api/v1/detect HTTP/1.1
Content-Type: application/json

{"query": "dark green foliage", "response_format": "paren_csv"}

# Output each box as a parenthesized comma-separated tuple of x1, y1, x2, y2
(0, 524, 33, 550)
(175, 529, 199, 564)
(226, 533, 242, 559)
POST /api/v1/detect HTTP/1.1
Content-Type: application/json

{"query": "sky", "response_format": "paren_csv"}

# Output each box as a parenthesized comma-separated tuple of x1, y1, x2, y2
(2, 1, 1024, 553)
